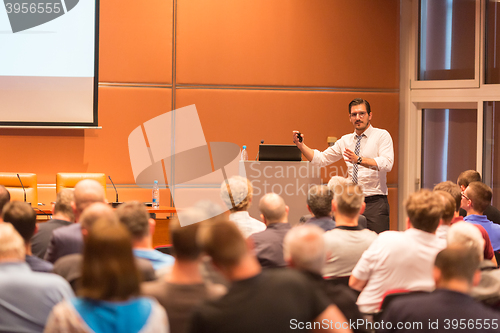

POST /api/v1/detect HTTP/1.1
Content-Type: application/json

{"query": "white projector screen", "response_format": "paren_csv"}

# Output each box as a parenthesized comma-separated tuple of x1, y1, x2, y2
(0, 0, 98, 126)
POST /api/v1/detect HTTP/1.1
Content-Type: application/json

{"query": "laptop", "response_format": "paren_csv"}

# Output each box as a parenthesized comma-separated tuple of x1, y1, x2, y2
(258, 144, 302, 162)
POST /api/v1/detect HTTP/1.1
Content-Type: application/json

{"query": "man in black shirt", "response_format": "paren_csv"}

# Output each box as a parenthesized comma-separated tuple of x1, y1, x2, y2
(190, 220, 352, 333)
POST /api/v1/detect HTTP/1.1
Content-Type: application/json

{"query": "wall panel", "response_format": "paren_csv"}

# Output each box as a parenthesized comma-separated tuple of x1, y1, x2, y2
(99, 0, 173, 83)
(176, 0, 399, 88)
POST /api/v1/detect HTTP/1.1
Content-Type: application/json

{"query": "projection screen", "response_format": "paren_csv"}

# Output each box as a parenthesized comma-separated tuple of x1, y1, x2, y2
(0, 0, 99, 127)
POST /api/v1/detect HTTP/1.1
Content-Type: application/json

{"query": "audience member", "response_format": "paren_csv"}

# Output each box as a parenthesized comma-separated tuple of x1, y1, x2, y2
(45, 220, 168, 333)
(447, 221, 500, 305)
(462, 182, 500, 251)
(378, 247, 500, 333)
(0, 185, 11, 221)
(284, 224, 367, 333)
(116, 201, 174, 276)
(190, 219, 351, 333)
(304, 185, 336, 231)
(3, 201, 53, 273)
(0, 223, 73, 332)
(142, 211, 226, 333)
(52, 203, 155, 291)
(323, 185, 377, 279)
(220, 176, 265, 238)
(433, 190, 456, 241)
(45, 179, 106, 263)
(434, 180, 496, 264)
(250, 193, 291, 268)
(31, 189, 74, 258)
(327, 176, 368, 229)
(458, 170, 500, 225)
(349, 189, 446, 313)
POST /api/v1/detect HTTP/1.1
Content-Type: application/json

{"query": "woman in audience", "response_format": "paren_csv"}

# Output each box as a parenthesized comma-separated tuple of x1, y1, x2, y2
(44, 219, 168, 333)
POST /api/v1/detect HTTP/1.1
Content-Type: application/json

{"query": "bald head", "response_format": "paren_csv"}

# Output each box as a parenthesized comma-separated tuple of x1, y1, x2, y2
(74, 179, 106, 219)
(284, 225, 325, 274)
(259, 193, 287, 224)
(80, 202, 117, 233)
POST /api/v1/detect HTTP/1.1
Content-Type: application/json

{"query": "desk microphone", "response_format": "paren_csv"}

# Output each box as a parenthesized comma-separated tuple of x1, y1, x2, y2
(255, 140, 264, 161)
(16, 173, 30, 206)
(108, 176, 123, 208)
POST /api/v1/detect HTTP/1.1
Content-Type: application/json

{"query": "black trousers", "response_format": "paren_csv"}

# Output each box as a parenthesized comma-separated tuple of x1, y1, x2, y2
(364, 195, 390, 233)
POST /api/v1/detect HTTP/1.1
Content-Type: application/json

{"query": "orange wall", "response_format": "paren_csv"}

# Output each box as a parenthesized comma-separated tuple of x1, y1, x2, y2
(1, 0, 400, 227)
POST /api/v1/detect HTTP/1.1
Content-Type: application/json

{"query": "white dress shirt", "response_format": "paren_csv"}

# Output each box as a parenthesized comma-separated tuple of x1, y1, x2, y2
(311, 125, 394, 196)
(352, 228, 447, 313)
(229, 211, 266, 238)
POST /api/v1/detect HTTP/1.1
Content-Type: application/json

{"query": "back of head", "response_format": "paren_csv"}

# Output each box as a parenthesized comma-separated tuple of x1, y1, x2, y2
(54, 189, 75, 222)
(259, 193, 287, 224)
(74, 179, 106, 215)
(334, 184, 365, 218)
(220, 176, 252, 212)
(434, 191, 456, 225)
(447, 221, 484, 260)
(327, 176, 350, 195)
(467, 181, 492, 214)
(80, 202, 118, 232)
(2, 201, 36, 243)
(349, 98, 371, 115)
(283, 224, 325, 274)
(405, 189, 443, 233)
(435, 247, 480, 285)
(116, 201, 150, 240)
(433, 181, 461, 212)
(457, 170, 481, 188)
(0, 223, 25, 261)
(198, 219, 247, 269)
(80, 219, 140, 301)
(0, 185, 11, 216)
(170, 218, 202, 261)
(307, 185, 333, 218)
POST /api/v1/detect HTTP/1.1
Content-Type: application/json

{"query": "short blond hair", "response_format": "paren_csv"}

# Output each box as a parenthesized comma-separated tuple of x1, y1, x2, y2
(405, 189, 443, 233)
(334, 184, 364, 218)
(434, 191, 456, 225)
(0, 223, 25, 261)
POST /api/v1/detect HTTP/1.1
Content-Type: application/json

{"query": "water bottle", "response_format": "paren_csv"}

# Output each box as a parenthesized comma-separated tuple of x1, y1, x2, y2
(241, 145, 248, 161)
(152, 180, 160, 208)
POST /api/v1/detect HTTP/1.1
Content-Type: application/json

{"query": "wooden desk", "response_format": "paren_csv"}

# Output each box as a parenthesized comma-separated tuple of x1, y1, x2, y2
(36, 205, 176, 215)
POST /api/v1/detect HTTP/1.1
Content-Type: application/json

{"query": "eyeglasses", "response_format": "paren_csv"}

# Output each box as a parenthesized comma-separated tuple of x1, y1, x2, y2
(461, 192, 470, 201)
(350, 112, 368, 118)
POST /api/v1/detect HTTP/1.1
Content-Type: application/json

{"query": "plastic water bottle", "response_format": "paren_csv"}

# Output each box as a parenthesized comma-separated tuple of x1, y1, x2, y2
(152, 180, 160, 208)
(241, 145, 248, 161)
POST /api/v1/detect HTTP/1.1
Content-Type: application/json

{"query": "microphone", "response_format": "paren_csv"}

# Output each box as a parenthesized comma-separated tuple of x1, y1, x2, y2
(255, 140, 264, 161)
(16, 173, 30, 206)
(108, 176, 123, 208)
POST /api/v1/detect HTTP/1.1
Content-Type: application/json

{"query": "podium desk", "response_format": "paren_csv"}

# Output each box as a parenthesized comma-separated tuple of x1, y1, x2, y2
(242, 161, 322, 226)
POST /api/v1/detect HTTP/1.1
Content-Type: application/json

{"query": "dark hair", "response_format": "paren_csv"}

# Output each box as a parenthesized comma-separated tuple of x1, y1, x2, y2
(0, 185, 11, 216)
(170, 218, 202, 261)
(433, 181, 461, 212)
(116, 201, 150, 240)
(467, 182, 492, 214)
(307, 185, 333, 218)
(79, 220, 140, 301)
(405, 189, 443, 233)
(435, 247, 479, 284)
(457, 170, 481, 188)
(198, 220, 247, 269)
(2, 201, 36, 243)
(349, 98, 371, 115)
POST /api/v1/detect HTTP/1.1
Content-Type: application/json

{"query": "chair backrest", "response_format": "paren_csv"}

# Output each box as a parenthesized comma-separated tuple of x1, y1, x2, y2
(56, 173, 107, 193)
(0, 173, 37, 207)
